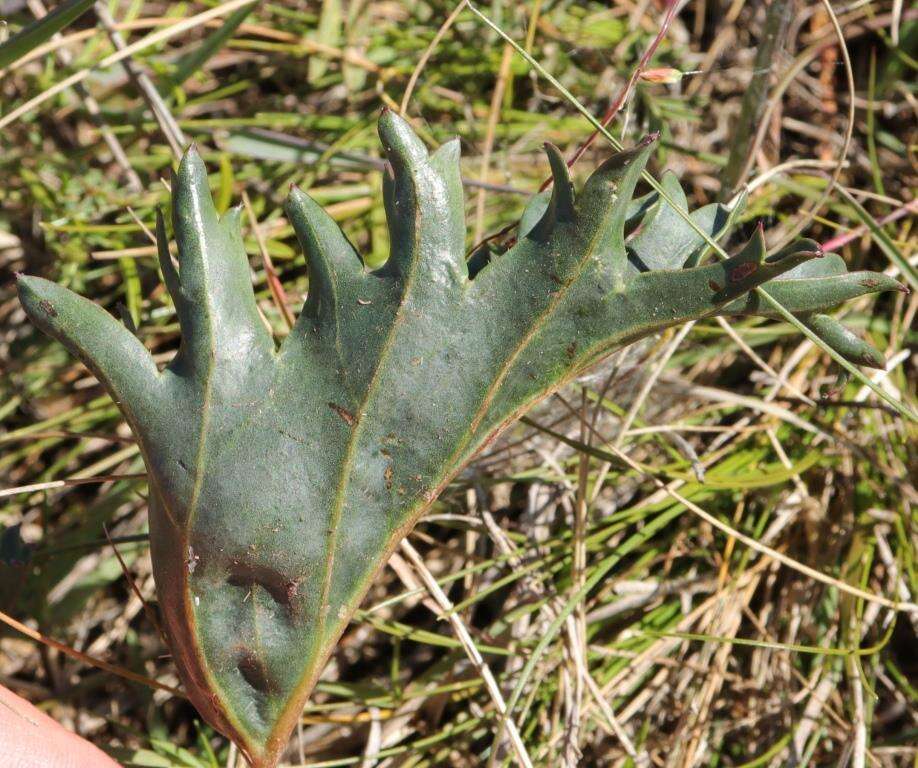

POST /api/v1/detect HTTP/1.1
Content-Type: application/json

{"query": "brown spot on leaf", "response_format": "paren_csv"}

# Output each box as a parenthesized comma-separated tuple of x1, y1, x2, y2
(384, 464, 393, 489)
(228, 562, 301, 618)
(328, 402, 356, 426)
(38, 299, 57, 317)
(709, 280, 722, 292)
(566, 341, 578, 358)
(729, 262, 758, 283)
(859, 278, 879, 288)
(278, 428, 304, 444)
(237, 648, 279, 694)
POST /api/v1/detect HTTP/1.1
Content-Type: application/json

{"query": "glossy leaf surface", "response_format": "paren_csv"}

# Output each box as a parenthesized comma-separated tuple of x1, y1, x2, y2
(17, 111, 902, 767)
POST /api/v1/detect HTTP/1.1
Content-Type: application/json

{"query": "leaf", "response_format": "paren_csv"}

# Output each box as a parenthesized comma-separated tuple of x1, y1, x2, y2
(803, 313, 886, 369)
(626, 170, 732, 271)
(833, 185, 918, 292)
(723, 241, 904, 321)
(0, 0, 95, 70)
(17, 111, 903, 768)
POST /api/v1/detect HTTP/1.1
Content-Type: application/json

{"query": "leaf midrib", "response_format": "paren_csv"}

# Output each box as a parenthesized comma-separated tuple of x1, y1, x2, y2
(314, 199, 426, 652)
(451, 201, 621, 466)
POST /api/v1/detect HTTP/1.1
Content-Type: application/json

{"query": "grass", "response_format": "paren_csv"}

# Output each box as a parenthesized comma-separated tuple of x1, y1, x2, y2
(1, 1, 916, 766)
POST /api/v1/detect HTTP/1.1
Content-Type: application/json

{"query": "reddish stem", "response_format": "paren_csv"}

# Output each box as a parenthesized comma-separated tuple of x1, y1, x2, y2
(539, 0, 680, 191)
(820, 199, 918, 252)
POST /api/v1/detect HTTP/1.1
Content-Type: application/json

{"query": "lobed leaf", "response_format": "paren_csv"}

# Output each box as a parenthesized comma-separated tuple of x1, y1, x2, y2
(17, 111, 903, 767)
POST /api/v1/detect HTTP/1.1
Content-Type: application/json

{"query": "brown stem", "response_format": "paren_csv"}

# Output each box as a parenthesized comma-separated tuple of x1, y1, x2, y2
(718, 0, 795, 200)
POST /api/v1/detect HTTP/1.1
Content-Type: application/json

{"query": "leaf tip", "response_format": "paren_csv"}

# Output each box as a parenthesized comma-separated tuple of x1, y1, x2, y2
(287, 183, 307, 206)
(182, 141, 202, 167)
(176, 142, 211, 199)
(541, 143, 575, 222)
(378, 108, 427, 168)
(16, 275, 62, 327)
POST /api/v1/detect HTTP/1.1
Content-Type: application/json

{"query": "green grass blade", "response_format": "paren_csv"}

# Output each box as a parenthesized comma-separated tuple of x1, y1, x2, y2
(0, 0, 95, 70)
(170, 3, 255, 87)
(834, 185, 918, 291)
